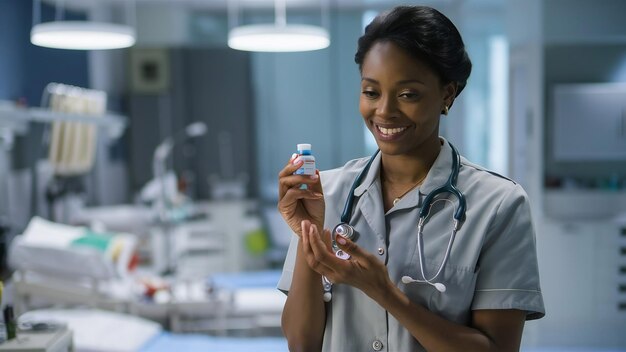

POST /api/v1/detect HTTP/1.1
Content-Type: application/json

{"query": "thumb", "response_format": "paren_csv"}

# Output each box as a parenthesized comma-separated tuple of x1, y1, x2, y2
(335, 234, 367, 259)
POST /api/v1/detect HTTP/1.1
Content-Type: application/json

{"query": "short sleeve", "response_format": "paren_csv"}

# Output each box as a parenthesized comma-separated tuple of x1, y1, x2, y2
(472, 184, 545, 320)
(277, 233, 300, 295)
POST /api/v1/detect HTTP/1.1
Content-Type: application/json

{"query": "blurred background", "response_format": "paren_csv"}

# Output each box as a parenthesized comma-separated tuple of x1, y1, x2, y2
(0, 0, 625, 351)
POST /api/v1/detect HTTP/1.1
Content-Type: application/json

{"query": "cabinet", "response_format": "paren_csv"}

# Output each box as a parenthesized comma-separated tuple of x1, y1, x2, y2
(530, 217, 626, 347)
(552, 83, 626, 161)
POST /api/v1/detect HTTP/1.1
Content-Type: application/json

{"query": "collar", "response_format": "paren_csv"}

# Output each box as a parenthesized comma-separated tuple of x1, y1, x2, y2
(419, 137, 455, 196)
(352, 137, 455, 197)
(353, 151, 382, 197)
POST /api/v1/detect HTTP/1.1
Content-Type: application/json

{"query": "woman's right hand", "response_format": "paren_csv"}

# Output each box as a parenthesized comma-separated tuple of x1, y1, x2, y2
(278, 154, 325, 237)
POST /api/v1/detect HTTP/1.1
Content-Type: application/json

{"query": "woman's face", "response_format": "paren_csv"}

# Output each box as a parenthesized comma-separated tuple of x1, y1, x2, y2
(359, 41, 456, 156)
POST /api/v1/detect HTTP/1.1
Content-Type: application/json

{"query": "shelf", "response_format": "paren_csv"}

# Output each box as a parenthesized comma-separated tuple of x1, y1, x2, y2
(0, 101, 127, 138)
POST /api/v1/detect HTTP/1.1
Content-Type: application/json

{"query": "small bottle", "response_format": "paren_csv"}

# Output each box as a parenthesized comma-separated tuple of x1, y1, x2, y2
(295, 144, 316, 176)
(3, 305, 15, 340)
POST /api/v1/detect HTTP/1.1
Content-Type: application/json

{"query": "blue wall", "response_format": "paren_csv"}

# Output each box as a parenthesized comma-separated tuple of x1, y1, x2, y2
(252, 11, 365, 201)
(0, 0, 89, 104)
(0, 0, 29, 101)
(0, 0, 90, 169)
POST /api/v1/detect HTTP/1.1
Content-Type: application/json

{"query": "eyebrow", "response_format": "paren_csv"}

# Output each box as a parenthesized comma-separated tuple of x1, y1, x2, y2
(361, 77, 426, 85)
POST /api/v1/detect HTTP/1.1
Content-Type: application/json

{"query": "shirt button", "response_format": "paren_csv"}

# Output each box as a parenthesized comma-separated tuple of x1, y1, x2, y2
(378, 247, 385, 255)
(372, 340, 383, 351)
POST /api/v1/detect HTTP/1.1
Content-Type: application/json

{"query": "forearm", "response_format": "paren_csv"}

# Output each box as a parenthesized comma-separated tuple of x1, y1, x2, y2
(371, 284, 503, 352)
(281, 242, 326, 352)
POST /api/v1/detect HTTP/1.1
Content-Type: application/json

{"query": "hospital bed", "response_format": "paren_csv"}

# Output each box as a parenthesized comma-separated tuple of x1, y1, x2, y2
(9, 217, 286, 335)
(10, 217, 137, 315)
(18, 309, 288, 352)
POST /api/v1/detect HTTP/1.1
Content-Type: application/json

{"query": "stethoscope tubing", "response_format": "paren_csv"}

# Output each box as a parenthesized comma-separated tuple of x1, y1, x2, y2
(323, 141, 466, 301)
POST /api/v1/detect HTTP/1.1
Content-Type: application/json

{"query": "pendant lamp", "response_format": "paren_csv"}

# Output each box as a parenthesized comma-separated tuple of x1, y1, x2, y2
(228, 0, 330, 52)
(30, 0, 136, 50)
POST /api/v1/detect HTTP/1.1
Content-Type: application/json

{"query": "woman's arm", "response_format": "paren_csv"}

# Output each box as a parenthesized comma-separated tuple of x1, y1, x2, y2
(281, 222, 327, 351)
(373, 282, 526, 351)
(277, 153, 327, 351)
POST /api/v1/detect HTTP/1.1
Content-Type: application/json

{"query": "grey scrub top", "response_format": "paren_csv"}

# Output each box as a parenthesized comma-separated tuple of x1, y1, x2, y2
(278, 138, 545, 352)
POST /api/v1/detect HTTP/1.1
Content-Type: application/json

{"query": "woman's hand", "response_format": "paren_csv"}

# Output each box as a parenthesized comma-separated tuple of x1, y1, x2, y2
(278, 154, 325, 237)
(301, 220, 393, 300)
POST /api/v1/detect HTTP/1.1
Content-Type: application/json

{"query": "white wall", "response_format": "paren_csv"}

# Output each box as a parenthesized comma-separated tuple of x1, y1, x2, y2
(507, 0, 626, 348)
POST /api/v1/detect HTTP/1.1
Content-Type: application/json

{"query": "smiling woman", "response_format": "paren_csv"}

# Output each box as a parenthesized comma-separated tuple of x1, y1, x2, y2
(276, 5, 544, 352)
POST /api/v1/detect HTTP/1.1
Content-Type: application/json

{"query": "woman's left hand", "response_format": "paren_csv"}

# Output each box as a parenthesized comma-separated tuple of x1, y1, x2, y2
(301, 221, 393, 300)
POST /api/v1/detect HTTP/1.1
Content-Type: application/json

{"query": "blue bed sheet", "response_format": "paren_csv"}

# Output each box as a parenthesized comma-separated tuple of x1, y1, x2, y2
(523, 348, 626, 352)
(209, 270, 282, 290)
(140, 332, 288, 352)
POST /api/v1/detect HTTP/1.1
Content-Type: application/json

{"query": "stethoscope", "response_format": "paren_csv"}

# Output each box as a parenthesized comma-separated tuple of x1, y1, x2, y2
(322, 141, 467, 302)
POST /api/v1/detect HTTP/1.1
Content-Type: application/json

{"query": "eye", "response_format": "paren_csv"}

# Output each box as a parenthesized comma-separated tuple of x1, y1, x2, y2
(399, 91, 419, 100)
(361, 89, 379, 99)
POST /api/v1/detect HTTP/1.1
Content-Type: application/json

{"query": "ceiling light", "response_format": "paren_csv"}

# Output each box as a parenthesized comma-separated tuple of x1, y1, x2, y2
(228, 0, 330, 52)
(30, 0, 136, 50)
(31, 21, 136, 50)
(228, 24, 329, 52)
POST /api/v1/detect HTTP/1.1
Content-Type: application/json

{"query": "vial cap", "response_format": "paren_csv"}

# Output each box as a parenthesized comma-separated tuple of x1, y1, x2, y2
(297, 143, 312, 152)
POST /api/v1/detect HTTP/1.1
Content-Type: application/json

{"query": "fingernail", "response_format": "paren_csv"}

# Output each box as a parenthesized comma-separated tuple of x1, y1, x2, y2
(310, 174, 319, 180)
(290, 153, 298, 161)
(336, 236, 346, 245)
(292, 157, 302, 165)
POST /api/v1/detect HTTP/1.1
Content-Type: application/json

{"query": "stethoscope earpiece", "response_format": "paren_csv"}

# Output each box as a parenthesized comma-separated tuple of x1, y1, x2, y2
(401, 276, 414, 284)
(433, 283, 447, 293)
(401, 276, 447, 292)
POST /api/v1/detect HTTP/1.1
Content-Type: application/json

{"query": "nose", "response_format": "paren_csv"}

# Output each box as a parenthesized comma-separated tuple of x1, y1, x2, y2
(375, 94, 397, 119)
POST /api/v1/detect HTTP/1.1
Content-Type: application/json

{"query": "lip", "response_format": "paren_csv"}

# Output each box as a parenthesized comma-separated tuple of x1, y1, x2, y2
(373, 123, 410, 141)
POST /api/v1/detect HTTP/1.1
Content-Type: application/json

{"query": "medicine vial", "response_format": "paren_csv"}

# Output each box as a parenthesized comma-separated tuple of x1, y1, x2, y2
(295, 143, 316, 176)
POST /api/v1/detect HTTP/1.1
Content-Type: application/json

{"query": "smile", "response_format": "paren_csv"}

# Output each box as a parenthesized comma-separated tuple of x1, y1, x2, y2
(376, 125, 408, 136)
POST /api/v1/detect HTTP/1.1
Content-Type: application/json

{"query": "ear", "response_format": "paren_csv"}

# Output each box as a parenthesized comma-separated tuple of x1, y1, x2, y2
(442, 81, 458, 109)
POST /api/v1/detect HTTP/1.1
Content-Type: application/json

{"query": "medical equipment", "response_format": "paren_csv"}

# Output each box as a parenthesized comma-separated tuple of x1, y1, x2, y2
(10, 216, 286, 335)
(19, 309, 288, 352)
(0, 322, 73, 352)
(323, 141, 466, 301)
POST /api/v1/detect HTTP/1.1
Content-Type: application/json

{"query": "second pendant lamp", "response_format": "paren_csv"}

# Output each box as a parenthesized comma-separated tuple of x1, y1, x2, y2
(227, 0, 330, 52)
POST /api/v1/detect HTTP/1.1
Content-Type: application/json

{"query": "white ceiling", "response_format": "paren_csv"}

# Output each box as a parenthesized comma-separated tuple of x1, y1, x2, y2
(41, 0, 506, 46)
(49, 0, 504, 12)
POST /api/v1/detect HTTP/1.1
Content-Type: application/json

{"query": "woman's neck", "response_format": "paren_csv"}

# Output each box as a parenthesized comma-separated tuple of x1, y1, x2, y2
(380, 138, 442, 185)
(379, 138, 441, 212)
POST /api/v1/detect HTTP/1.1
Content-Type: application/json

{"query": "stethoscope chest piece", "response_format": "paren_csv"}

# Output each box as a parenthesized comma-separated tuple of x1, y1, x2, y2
(332, 223, 357, 260)
(323, 222, 358, 301)
(332, 223, 357, 242)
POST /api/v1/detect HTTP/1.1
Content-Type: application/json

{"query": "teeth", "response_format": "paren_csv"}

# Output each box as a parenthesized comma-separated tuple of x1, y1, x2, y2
(377, 126, 407, 135)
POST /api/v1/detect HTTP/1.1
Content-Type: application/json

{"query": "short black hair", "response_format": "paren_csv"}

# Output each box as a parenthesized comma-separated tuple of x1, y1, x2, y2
(355, 6, 472, 98)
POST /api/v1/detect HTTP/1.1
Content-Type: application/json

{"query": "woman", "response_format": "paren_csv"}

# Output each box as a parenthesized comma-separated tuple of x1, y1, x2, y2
(277, 5, 544, 352)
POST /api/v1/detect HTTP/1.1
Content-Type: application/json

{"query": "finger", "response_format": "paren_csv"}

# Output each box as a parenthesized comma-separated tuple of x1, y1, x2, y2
(335, 235, 374, 261)
(306, 169, 324, 194)
(278, 154, 304, 178)
(300, 220, 310, 246)
(300, 222, 328, 270)
(279, 187, 323, 207)
(320, 228, 333, 249)
(308, 224, 340, 266)
(279, 173, 320, 190)
(278, 164, 321, 199)
(304, 224, 339, 276)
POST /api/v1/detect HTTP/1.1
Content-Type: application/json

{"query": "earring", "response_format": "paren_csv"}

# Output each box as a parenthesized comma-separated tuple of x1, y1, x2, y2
(442, 105, 449, 115)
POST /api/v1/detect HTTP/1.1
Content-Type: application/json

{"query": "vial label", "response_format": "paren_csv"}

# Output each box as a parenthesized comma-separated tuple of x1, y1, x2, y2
(295, 156, 316, 176)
